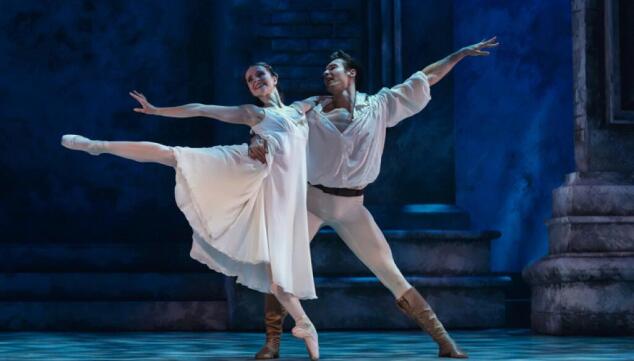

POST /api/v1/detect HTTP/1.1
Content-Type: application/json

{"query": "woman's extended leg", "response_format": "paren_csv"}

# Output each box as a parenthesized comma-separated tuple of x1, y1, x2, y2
(61, 134, 176, 167)
(270, 284, 319, 361)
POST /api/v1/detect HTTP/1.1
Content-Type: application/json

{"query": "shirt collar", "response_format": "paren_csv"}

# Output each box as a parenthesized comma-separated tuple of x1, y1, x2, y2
(354, 92, 369, 107)
(318, 91, 369, 110)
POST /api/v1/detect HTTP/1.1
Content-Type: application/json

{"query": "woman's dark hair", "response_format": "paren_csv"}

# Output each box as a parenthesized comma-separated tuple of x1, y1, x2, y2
(329, 50, 363, 88)
(251, 62, 279, 79)
(248, 62, 283, 106)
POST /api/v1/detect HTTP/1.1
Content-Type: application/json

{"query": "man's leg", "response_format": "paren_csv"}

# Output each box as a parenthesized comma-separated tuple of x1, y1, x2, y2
(329, 203, 411, 298)
(255, 210, 324, 360)
(331, 204, 467, 358)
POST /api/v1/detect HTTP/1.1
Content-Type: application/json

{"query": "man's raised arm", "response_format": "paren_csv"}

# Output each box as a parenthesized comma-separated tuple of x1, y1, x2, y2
(423, 36, 499, 86)
(377, 36, 498, 127)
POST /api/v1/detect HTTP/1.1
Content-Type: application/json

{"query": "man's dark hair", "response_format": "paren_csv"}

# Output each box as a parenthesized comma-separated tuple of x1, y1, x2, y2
(329, 50, 363, 88)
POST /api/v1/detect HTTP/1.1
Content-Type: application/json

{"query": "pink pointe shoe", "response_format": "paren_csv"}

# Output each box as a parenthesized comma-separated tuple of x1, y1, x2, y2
(291, 316, 319, 360)
(61, 134, 103, 155)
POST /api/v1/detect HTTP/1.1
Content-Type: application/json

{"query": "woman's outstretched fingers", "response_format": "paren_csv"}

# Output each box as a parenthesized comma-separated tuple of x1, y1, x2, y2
(130, 91, 144, 102)
(129, 92, 141, 103)
(130, 91, 156, 114)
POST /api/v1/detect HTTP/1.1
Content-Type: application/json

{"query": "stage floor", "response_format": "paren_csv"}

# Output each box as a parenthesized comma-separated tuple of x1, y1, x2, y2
(0, 329, 632, 360)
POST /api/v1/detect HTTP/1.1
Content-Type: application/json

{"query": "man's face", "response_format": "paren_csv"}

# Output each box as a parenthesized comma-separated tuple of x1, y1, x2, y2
(323, 58, 355, 94)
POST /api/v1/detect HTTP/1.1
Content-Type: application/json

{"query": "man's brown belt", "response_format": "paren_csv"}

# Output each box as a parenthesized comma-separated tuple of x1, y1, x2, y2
(309, 183, 364, 197)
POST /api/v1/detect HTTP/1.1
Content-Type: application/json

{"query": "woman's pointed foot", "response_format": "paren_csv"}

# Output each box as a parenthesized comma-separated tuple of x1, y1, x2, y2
(61, 134, 103, 155)
(291, 316, 319, 361)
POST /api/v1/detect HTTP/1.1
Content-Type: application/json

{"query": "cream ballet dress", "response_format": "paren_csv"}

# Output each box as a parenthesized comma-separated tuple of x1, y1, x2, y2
(173, 104, 315, 300)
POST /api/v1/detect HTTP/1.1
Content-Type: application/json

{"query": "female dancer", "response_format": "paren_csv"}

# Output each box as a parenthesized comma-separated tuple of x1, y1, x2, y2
(61, 63, 319, 360)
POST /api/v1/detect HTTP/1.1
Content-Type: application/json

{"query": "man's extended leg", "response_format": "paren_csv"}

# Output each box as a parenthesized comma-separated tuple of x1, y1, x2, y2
(331, 204, 467, 359)
(255, 210, 324, 360)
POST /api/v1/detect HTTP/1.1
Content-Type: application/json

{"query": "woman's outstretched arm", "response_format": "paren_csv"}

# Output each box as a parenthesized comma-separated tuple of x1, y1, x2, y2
(129, 90, 265, 127)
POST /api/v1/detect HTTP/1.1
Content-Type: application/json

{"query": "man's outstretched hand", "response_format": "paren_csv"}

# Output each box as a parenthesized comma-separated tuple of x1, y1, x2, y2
(423, 36, 499, 86)
(248, 135, 268, 164)
(461, 36, 499, 57)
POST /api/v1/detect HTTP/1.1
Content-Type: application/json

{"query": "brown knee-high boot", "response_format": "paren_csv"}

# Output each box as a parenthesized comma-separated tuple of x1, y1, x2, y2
(255, 293, 288, 359)
(396, 288, 468, 359)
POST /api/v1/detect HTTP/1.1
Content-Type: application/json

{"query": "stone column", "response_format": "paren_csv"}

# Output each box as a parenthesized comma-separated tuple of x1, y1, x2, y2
(523, 0, 634, 335)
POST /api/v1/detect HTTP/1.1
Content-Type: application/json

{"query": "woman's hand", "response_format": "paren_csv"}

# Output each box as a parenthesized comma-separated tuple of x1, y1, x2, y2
(130, 90, 158, 115)
(460, 36, 499, 57)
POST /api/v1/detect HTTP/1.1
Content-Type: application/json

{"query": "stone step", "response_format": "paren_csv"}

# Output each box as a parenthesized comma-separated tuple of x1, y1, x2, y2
(0, 242, 203, 272)
(311, 229, 500, 275)
(522, 252, 634, 283)
(523, 253, 634, 335)
(226, 275, 511, 330)
(0, 228, 499, 274)
(553, 172, 634, 217)
(0, 301, 227, 331)
(0, 273, 225, 301)
(368, 204, 471, 230)
(547, 216, 634, 254)
(553, 184, 634, 216)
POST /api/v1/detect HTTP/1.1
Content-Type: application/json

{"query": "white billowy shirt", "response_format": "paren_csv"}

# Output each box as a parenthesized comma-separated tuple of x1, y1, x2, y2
(307, 71, 431, 189)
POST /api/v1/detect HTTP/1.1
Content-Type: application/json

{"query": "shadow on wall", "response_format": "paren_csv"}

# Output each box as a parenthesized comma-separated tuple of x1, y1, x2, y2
(453, 0, 575, 272)
(0, 1, 218, 245)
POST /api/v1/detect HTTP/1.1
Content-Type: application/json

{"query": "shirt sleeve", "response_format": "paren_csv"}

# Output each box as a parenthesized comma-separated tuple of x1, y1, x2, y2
(373, 70, 431, 128)
(289, 101, 306, 115)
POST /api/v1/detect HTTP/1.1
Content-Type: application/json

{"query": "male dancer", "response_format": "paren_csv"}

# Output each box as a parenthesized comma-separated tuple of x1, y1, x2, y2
(249, 37, 498, 359)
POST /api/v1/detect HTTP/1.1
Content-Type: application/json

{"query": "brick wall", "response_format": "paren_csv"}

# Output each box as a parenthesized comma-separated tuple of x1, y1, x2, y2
(210, 0, 458, 205)
(249, 0, 366, 99)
